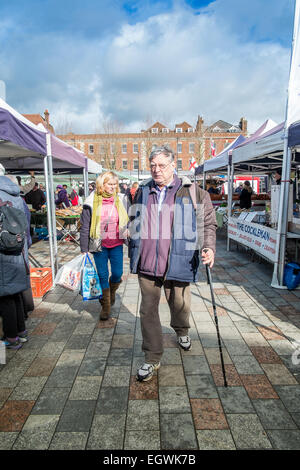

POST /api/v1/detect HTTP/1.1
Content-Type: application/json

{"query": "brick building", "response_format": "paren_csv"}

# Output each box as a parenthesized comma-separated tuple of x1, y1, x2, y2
(57, 115, 248, 174)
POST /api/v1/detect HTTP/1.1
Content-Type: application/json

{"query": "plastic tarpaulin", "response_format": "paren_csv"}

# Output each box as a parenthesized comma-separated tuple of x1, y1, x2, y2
(196, 134, 246, 174)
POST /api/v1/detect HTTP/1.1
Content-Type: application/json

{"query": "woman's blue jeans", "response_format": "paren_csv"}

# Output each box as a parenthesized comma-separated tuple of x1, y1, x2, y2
(93, 244, 123, 290)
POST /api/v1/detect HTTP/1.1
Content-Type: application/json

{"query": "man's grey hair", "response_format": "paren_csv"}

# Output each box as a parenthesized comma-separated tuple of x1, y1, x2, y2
(149, 145, 174, 162)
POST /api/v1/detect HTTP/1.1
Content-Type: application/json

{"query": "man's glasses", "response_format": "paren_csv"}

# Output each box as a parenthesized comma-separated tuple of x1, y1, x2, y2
(150, 162, 172, 171)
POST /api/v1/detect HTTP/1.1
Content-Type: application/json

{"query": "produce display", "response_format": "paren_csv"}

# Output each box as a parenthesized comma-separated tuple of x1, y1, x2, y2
(56, 207, 82, 217)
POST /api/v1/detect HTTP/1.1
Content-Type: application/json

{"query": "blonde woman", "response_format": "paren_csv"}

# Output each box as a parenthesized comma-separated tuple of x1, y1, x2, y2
(80, 172, 129, 320)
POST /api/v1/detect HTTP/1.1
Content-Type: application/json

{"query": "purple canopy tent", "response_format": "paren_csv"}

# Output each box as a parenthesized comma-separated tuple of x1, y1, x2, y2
(0, 98, 89, 281)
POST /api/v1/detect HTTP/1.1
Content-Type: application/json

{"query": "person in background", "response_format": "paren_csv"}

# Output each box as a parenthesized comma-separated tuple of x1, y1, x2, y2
(235, 183, 243, 194)
(55, 185, 70, 208)
(0, 174, 30, 349)
(120, 183, 128, 194)
(25, 182, 46, 210)
(207, 181, 219, 194)
(16, 171, 36, 196)
(88, 183, 95, 194)
(80, 171, 129, 321)
(124, 182, 139, 208)
(78, 186, 84, 205)
(274, 169, 282, 185)
(70, 185, 79, 206)
(239, 180, 253, 209)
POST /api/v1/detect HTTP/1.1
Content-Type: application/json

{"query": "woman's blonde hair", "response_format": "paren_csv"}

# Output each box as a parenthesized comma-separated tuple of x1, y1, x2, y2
(95, 171, 119, 195)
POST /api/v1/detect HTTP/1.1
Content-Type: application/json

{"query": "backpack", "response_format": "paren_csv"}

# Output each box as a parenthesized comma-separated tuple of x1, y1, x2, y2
(0, 200, 27, 254)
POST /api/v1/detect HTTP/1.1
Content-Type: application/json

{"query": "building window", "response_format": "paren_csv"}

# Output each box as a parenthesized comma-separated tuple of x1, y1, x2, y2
(177, 159, 182, 170)
(122, 144, 127, 154)
(101, 160, 105, 167)
(133, 143, 139, 153)
(188, 127, 194, 133)
(122, 160, 128, 170)
(100, 144, 105, 154)
(89, 144, 94, 154)
(176, 128, 182, 133)
(189, 143, 195, 153)
(133, 159, 139, 170)
(151, 128, 158, 133)
(152, 144, 158, 151)
(162, 128, 169, 133)
(177, 142, 182, 153)
(111, 143, 116, 154)
(110, 160, 116, 169)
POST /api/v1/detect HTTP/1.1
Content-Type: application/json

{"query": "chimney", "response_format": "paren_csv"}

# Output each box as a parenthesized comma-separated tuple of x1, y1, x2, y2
(44, 109, 49, 127)
(196, 115, 204, 132)
(239, 117, 247, 133)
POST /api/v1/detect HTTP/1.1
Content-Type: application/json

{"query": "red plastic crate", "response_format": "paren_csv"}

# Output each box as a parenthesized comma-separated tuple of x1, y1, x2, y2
(30, 267, 53, 298)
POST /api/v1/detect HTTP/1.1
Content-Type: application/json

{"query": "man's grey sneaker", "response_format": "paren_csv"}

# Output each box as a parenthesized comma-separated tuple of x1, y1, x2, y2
(178, 335, 192, 351)
(136, 362, 160, 382)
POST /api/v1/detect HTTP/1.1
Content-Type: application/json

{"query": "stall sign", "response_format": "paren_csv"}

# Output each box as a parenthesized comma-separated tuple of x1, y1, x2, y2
(228, 217, 277, 262)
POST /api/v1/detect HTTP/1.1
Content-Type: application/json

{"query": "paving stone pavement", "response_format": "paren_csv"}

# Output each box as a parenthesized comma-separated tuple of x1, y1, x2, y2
(0, 237, 300, 450)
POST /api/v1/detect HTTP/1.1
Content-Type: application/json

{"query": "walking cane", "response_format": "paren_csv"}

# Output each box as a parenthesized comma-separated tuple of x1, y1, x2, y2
(204, 251, 228, 387)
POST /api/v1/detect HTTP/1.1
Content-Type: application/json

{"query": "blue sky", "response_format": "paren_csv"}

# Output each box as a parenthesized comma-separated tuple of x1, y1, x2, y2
(0, 0, 296, 134)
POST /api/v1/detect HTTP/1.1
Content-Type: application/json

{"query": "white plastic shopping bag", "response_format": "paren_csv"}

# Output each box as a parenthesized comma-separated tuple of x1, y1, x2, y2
(54, 254, 85, 291)
(81, 254, 102, 301)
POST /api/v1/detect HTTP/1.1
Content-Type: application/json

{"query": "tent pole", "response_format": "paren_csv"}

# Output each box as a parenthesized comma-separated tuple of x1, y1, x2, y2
(43, 155, 55, 285)
(203, 172, 206, 190)
(227, 160, 233, 251)
(46, 134, 58, 277)
(83, 158, 88, 198)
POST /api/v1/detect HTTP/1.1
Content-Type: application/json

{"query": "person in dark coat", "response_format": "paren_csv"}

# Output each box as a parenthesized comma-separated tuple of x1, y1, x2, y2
(0, 175, 30, 349)
(239, 181, 253, 209)
(55, 185, 70, 208)
(25, 182, 46, 210)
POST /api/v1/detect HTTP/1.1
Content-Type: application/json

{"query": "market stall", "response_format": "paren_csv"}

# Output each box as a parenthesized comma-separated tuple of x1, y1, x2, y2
(229, 120, 300, 286)
(0, 98, 96, 283)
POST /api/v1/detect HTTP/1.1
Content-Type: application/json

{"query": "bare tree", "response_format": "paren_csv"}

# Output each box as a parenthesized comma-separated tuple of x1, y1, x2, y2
(55, 115, 74, 136)
(94, 118, 124, 170)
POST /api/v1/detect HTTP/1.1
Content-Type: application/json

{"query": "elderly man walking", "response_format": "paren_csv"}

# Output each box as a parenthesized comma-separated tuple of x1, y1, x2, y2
(128, 146, 217, 382)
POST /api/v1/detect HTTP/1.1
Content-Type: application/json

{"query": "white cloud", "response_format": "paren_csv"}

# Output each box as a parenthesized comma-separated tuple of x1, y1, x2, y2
(100, 6, 291, 133)
(1, 1, 293, 135)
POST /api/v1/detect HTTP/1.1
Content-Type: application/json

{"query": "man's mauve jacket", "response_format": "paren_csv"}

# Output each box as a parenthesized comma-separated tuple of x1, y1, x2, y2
(128, 175, 217, 283)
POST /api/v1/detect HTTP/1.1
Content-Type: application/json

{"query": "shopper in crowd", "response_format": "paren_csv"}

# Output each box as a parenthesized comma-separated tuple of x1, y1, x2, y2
(207, 181, 219, 194)
(124, 182, 139, 208)
(55, 184, 70, 208)
(78, 186, 84, 205)
(80, 171, 129, 320)
(0, 174, 30, 349)
(239, 180, 253, 209)
(25, 182, 46, 211)
(235, 183, 243, 194)
(70, 185, 80, 206)
(274, 169, 282, 185)
(128, 145, 217, 382)
(16, 171, 36, 196)
(88, 183, 95, 194)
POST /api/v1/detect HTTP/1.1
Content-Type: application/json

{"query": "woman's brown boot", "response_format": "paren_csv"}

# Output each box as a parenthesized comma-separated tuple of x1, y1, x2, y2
(99, 288, 111, 320)
(110, 280, 122, 306)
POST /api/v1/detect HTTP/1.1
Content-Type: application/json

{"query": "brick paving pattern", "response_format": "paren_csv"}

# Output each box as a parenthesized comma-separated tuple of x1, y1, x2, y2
(0, 238, 300, 450)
